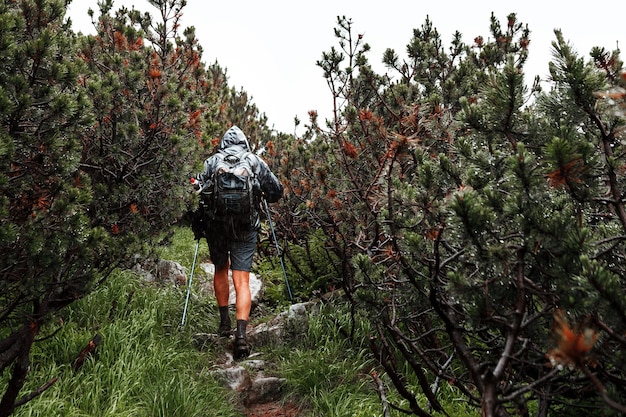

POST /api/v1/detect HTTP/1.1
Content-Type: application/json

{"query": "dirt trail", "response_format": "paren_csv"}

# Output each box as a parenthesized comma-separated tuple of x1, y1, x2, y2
(245, 401, 302, 416)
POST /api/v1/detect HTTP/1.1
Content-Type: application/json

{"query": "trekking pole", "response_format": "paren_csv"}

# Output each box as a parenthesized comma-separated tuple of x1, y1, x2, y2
(179, 239, 200, 330)
(263, 199, 293, 302)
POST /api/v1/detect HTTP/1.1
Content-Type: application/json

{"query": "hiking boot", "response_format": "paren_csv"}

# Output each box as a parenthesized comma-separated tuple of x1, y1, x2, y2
(218, 322, 232, 338)
(233, 319, 250, 359)
(233, 336, 250, 359)
(218, 306, 231, 337)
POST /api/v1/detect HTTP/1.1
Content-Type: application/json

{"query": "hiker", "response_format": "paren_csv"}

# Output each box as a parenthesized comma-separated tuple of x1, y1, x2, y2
(194, 126, 283, 359)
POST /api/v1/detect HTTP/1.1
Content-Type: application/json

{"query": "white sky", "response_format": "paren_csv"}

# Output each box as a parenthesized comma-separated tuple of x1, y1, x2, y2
(67, 0, 624, 135)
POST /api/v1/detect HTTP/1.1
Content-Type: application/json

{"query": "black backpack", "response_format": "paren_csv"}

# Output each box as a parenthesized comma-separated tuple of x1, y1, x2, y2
(201, 150, 259, 228)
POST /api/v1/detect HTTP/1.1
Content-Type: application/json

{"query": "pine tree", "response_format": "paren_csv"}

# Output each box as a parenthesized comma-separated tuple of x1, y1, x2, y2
(76, 0, 207, 251)
(0, 0, 228, 413)
(0, 1, 93, 414)
(281, 14, 626, 416)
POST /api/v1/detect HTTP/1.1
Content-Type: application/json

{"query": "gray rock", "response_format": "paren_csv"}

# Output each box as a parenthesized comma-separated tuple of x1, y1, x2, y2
(213, 365, 251, 391)
(240, 359, 267, 371)
(157, 260, 187, 286)
(248, 301, 317, 346)
(244, 376, 287, 406)
(131, 258, 187, 286)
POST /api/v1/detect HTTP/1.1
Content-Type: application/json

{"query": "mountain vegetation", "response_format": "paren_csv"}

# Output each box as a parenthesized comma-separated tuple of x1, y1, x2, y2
(1, 0, 625, 416)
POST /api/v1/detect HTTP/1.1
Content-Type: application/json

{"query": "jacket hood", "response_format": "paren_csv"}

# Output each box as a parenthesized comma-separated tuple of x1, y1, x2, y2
(219, 126, 250, 154)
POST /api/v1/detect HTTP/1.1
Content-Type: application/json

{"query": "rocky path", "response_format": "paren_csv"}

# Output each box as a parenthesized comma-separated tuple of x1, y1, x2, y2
(192, 302, 317, 416)
(146, 259, 314, 415)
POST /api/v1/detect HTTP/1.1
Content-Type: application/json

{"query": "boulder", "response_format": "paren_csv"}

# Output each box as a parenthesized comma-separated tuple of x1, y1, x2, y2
(131, 257, 187, 287)
(156, 259, 187, 286)
(247, 302, 318, 346)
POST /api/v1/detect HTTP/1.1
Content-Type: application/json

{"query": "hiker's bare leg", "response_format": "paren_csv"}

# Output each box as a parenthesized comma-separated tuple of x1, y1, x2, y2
(214, 260, 230, 307)
(232, 269, 251, 358)
(232, 270, 251, 321)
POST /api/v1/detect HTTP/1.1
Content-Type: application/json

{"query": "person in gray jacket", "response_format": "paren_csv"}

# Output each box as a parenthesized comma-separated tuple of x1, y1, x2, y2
(195, 126, 283, 358)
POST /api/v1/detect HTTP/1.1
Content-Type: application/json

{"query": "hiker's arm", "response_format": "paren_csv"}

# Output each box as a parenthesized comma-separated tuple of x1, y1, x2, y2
(195, 158, 215, 185)
(256, 158, 283, 203)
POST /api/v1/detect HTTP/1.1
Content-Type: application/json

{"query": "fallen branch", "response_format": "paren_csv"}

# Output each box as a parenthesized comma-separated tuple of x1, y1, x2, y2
(14, 377, 59, 407)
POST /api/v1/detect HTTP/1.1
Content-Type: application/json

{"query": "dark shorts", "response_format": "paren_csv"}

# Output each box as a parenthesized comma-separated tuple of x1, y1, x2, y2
(206, 228, 258, 272)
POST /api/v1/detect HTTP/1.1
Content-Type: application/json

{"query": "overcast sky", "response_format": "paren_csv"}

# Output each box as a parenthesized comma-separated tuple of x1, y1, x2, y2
(66, 0, 624, 135)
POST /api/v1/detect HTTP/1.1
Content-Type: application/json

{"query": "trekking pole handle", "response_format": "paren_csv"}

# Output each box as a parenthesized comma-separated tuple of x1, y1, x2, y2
(191, 177, 213, 195)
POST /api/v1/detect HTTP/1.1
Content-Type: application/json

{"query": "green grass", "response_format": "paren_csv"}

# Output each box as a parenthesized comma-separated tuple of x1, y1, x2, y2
(5, 227, 481, 417)
(11, 268, 238, 417)
(155, 227, 211, 270)
(263, 301, 482, 417)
